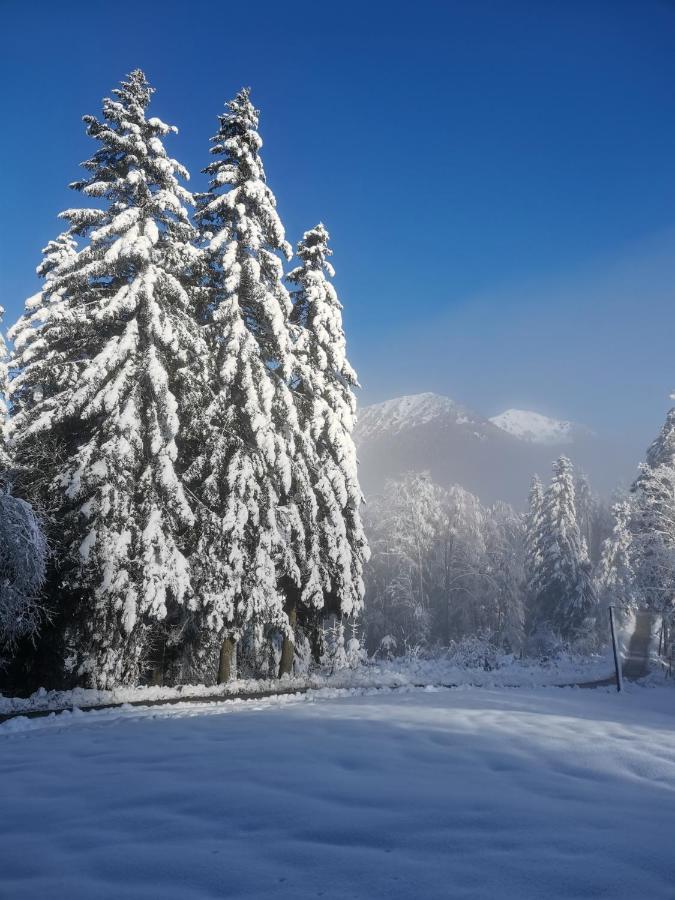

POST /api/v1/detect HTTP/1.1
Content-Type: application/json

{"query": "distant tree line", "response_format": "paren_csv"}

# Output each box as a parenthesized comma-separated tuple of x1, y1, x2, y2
(363, 427, 675, 657)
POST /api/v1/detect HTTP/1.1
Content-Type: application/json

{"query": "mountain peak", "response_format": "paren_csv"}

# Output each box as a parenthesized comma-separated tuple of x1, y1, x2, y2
(354, 392, 612, 504)
(489, 408, 588, 445)
(356, 393, 477, 442)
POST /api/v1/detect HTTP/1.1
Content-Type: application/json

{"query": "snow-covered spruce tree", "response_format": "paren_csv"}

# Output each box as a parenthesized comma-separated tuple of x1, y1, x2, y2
(8, 233, 78, 484)
(628, 407, 675, 615)
(575, 471, 594, 556)
(484, 501, 525, 652)
(435, 484, 487, 643)
(1, 306, 51, 667)
(1, 303, 51, 673)
(8, 71, 205, 688)
(595, 499, 636, 618)
(523, 474, 543, 621)
(574, 471, 611, 564)
(190, 87, 305, 681)
(287, 224, 369, 664)
(529, 457, 596, 646)
(0, 304, 10, 473)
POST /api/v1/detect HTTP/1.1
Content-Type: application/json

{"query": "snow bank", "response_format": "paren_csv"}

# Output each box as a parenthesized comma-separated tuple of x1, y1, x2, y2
(0, 651, 617, 717)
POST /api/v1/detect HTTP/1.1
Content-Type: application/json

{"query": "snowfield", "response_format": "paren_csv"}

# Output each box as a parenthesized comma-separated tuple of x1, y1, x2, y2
(1, 684, 674, 899)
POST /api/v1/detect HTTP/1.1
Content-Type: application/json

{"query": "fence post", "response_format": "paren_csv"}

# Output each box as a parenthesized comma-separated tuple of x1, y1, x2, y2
(609, 606, 623, 693)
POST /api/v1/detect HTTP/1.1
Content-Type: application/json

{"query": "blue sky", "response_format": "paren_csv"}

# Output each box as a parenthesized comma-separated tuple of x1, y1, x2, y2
(1, 0, 675, 453)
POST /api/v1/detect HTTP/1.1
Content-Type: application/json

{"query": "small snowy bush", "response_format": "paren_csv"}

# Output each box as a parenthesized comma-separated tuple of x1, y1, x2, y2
(446, 633, 500, 670)
(376, 634, 398, 660)
(346, 635, 367, 668)
(524, 626, 567, 661)
(321, 619, 365, 673)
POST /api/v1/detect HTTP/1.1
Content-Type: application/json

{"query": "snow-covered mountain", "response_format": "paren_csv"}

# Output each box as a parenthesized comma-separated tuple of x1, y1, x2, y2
(357, 393, 485, 442)
(489, 409, 593, 445)
(355, 393, 614, 506)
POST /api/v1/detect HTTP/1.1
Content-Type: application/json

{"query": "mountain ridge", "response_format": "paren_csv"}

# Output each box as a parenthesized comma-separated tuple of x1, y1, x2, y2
(355, 392, 616, 506)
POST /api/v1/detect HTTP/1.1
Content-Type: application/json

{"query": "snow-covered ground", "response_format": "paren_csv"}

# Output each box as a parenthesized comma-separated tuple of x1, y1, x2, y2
(1, 683, 674, 899)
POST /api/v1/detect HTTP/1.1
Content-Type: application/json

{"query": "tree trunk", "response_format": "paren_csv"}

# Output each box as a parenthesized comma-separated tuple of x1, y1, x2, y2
(218, 634, 237, 684)
(310, 616, 324, 665)
(149, 630, 166, 686)
(279, 604, 297, 678)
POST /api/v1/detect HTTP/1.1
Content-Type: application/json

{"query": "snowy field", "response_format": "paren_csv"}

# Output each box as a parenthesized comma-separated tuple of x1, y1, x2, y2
(1, 684, 674, 899)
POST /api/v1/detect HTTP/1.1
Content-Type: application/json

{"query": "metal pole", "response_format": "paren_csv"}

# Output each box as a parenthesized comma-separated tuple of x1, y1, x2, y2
(609, 606, 623, 693)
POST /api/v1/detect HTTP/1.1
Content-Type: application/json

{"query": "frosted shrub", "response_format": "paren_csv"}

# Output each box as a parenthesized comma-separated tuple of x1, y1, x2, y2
(321, 618, 365, 673)
(346, 635, 367, 668)
(376, 634, 398, 660)
(523, 625, 567, 661)
(446, 633, 500, 670)
(321, 619, 347, 672)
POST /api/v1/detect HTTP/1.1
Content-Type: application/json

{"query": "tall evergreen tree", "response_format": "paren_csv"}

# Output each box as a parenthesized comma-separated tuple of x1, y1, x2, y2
(574, 471, 594, 554)
(574, 471, 610, 565)
(530, 457, 596, 642)
(8, 232, 79, 457)
(288, 224, 369, 650)
(524, 475, 543, 609)
(629, 407, 675, 614)
(0, 304, 9, 471)
(486, 501, 525, 651)
(190, 87, 303, 680)
(595, 499, 636, 614)
(8, 70, 205, 687)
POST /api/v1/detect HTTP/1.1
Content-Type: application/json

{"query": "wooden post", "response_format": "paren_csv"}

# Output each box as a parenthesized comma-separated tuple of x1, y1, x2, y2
(609, 606, 623, 693)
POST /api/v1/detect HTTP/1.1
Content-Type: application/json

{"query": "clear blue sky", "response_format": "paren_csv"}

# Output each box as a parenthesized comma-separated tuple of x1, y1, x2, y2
(2, 0, 675, 453)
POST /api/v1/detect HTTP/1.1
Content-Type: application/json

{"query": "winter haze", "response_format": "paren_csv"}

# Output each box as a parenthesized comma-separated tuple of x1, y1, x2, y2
(354, 392, 620, 506)
(354, 225, 675, 506)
